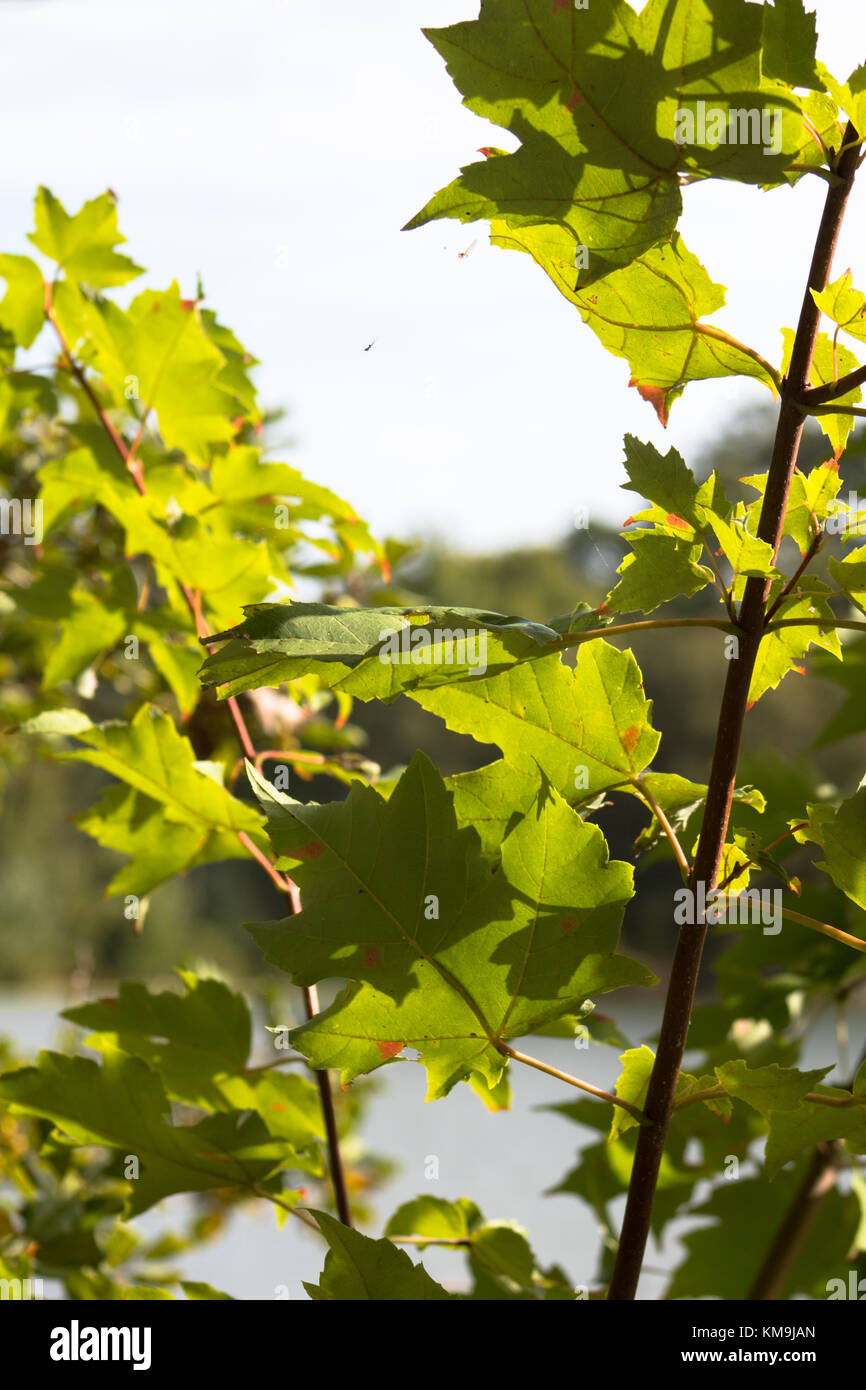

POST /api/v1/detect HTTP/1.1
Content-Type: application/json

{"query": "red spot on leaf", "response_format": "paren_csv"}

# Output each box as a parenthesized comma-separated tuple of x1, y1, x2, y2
(666, 513, 690, 530)
(365, 946, 382, 969)
(294, 840, 324, 859)
(553, 0, 571, 10)
(180, 298, 196, 311)
(629, 379, 671, 426)
(822, 458, 840, 472)
(98, 997, 118, 1009)
(477, 147, 497, 158)
(152, 300, 161, 314)
(566, 88, 584, 111)
(270, 1103, 286, 1112)
(621, 725, 641, 754)
(375, 1040, 404, 1060)
(197, 1152, 232, 1163)
(561, 915, 577, 934)
(793, 665, 805, 676)
(595, 601, 609, 615)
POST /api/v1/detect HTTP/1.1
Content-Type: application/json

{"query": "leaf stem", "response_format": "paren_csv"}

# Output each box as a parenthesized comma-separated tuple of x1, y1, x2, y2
(252, 1188, 322, 1233)
(631, 777, 691, 882)
(497, 1043, 649, 1125)
(553, 617, 739, 651)
(782, 906, 866, 955)
(766, 617, 866, 634)
(764, 531, 825, 622)
(798, 403, 866, 418)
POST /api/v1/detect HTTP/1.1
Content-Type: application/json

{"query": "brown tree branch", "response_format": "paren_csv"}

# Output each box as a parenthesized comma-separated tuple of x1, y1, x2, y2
(799, 361, 866, 405)
(607, 123, 863, 1302)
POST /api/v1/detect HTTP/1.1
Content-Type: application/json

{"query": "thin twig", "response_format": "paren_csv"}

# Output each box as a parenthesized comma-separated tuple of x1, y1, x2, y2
(799, 403, 866, 418)
(553, 617, 740, 651)
(782, 906, 866, 956)
(764, 531, 825, 622)
(799, 361, 866, 405)
(700, 541, 737, 622)
(497, 1043, 649, 1125)
(252, 1187, 322, 1233)
(631, 777, 691, 882)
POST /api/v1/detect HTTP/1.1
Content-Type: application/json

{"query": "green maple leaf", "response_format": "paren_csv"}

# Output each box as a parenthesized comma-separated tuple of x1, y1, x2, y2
(304, 1211, 454, 1300)
(407, 0, 808, 288)
(568, 237, 779, 424)
(246, 754, 652, 1099)
(39, 589, 127, 690)
(383, 1196, 562, 1298)
(414, 640, 660, 802)
(629, 772, 765, 856)
(748, 581, 841, 706)
(73, 281, 239, 462)
(615, 436, 777, 590)
(445, 759, 539, 856)
(131, 620, 204, 717)
(617, 434, 727, 533)
(761, 0, 823, 90)
(829, 545, 866, 614)
(21, 704, 267, 893)
(37, 446, 179, 572)
(781, 326, 862, 459)
(29, 187, 143, 288)
(199, 600, 569, 703)
(605, 531, 711, 614)
(706, 512, 779, 580)
(715, 1059, 833, 1116)
(764, 1092, 866, 1179)
(62, 974, 322, 1150)
(73, 785, 252, 899)
(0, 370, 55, 434)
(0, 254, 45, 347)
(819, 62, 866, 143)
(812, 270, 866, 345)
(610, 1045, 655, 1140)
(0, 1050, 298, 1217)
(384, 1195, 480, 1244)
(666, 1169, 859, 1298)
(797, 786, 866, 911)
(743, 459, 842, 554)
(604, 435, 782, 611)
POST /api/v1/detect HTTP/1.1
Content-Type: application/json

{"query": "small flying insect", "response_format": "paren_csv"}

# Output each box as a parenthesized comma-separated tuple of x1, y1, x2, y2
(457, 239, 477, 259)
(363, 339, 376, 352)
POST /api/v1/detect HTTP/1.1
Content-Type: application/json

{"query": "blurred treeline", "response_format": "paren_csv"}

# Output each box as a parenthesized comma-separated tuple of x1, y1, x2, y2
(3, 406, 864, 985)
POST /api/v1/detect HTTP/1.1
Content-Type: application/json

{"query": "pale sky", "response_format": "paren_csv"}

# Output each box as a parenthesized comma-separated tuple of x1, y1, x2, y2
(2, 0, 865, 549)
